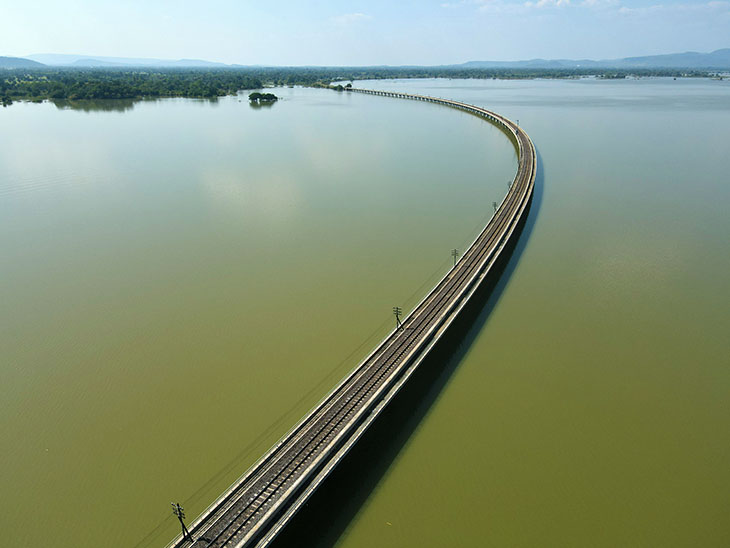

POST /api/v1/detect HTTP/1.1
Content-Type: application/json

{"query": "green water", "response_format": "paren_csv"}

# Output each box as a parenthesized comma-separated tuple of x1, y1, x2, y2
(334, 78, 730, 547)
(0, 88, 514, 547)
(1, 78, 728, 547)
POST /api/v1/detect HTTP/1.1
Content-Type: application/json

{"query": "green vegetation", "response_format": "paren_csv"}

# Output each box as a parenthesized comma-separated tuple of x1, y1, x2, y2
(0, 68, 263, 103)
(0, 66, 713, 106)
(248, 92, 278, 103)
(332, 83, 355, 92)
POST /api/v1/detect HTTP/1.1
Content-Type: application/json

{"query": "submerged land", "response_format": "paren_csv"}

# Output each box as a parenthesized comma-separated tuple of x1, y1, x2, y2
(0, 65, 722, 106)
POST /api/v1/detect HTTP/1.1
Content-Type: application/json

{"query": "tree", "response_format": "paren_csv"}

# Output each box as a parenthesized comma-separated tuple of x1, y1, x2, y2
(249, 92, 278, 103)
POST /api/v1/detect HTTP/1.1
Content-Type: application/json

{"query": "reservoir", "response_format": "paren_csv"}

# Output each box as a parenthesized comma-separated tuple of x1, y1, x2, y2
(1, 78, 728, 547)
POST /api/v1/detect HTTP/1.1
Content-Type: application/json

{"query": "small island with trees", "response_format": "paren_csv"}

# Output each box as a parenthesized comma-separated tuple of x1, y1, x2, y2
(248, 92, 278, 103)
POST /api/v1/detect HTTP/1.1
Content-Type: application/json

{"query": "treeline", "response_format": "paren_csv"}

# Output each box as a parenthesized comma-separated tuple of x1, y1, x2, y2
(0, 69, 263, 104)
(202, 66, 709, 86)
(0, 66, 711, 105)
(280, 66, 708, 83)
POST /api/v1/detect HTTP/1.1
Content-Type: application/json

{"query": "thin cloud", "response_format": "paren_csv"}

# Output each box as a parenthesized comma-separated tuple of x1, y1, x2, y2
(581, 0, 619, 7)
(330, 13, 373, 25)
(474, 0, 570, 14)
(617, 1, 730, 16)
(524, 0, 572, 8)
(469, 0, 729, 15)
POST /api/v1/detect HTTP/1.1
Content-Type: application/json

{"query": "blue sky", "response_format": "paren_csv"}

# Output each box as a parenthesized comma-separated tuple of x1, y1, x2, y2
(2, 0, 728, 65)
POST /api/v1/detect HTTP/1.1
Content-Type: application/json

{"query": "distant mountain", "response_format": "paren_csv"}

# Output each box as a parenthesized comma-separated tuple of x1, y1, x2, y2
(461, 49, 730, 69)
(174, 58, 227, 67)
(0, 56, 45, 68)
(27, 53, 228, 68)
(71, 58, 126, 67)
(618, 49, 730, 68)
(19, 48, 730, 70)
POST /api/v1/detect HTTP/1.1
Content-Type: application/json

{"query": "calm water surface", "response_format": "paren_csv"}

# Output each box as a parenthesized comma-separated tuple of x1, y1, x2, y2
(337, 77, 730, 548)
(0, 87, 514, 547)
(1, 78, 728, 547)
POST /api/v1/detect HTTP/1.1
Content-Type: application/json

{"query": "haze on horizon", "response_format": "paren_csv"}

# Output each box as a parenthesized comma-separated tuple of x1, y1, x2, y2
(2, 0, 729, 66)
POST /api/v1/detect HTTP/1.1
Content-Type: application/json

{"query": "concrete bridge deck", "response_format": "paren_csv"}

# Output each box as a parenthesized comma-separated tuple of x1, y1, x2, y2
(167, 88, 537, 548)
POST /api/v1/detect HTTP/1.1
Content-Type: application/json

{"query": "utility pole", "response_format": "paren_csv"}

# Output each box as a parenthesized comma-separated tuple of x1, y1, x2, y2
(392, 306, 403, 330)
(172, 502, 194, 543)
(451, 248, 459, 267)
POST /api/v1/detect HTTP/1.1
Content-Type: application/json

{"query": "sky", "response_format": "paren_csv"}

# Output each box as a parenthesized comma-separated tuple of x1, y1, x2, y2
(2, 0, 729, 65)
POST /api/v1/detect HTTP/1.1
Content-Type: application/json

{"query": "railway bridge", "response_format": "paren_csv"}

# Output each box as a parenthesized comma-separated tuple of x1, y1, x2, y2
(167, 88, 537, 548)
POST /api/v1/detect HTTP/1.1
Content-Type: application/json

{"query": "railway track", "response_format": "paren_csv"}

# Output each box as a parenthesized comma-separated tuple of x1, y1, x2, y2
(167, 89, 537, 548)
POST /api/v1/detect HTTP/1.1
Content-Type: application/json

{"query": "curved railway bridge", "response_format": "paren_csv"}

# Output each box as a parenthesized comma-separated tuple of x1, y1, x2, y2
(168, 88, 537, 548)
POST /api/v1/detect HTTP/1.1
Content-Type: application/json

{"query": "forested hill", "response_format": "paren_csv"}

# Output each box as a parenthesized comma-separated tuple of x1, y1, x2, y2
(0, 56, 45, 68)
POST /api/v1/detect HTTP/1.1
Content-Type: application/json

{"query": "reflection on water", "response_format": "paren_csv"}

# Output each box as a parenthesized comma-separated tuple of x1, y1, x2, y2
(1, 79, 728, 548)
(335, 77, 730, 548)
(52, 98, 138, 112)
(51, 96, 222, 112)
(249, 100, 276, 109)
(0, 87, 515, 548)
